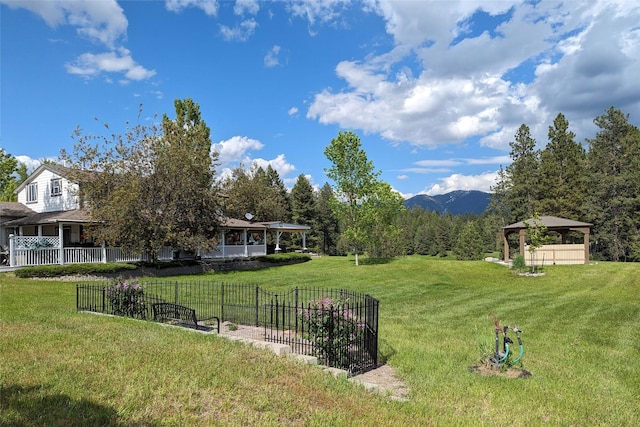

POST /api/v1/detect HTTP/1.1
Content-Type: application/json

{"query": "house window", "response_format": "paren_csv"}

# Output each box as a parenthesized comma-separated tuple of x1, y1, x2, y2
(27, 182, 38, 203)
(51, 178, 62, 196)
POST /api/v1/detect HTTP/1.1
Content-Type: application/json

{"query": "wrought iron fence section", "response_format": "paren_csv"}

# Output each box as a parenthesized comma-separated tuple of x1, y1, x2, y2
(76, 281, 378, 375)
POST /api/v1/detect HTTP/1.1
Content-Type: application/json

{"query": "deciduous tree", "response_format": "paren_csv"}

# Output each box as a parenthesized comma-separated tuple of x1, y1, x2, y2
(60, 99, 222, 261)
(324, 131, 403, 265)
(0, 149, 27, 201)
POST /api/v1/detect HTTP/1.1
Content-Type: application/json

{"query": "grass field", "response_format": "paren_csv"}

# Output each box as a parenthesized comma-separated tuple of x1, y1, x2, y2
(1, 256, 639, 426)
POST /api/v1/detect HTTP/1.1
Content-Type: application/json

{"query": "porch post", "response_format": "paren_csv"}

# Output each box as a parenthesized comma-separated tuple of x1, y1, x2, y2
(243, 229, 248, 257)
(275, 231, 282, 253)
(221, 231, 226, 258)
(58, 223, 65, 265)
(101, 241, 107, 263)
(9, 234, 15, 267)
(302, 232, 307, 252)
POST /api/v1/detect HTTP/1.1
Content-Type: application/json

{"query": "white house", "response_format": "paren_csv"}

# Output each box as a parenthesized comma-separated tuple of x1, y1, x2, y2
(0, 164, 310, 268)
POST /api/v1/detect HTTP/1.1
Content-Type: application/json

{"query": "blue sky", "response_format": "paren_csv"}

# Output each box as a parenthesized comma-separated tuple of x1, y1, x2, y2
(1, 1, 639, 198)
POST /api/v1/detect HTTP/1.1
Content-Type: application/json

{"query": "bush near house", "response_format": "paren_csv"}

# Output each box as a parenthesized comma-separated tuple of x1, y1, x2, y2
(13, 263, 137, 278)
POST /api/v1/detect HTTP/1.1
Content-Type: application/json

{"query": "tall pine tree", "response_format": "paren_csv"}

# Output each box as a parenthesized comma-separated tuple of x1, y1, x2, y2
(505, 124, 539, 221)
(585, 107, 640, 261)
(537, 113, 587, 219)
(290, 174, 317, 250)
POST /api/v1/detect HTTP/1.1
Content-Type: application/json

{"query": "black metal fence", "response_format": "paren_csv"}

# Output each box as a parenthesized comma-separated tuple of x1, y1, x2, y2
(77, 280, 379, 375)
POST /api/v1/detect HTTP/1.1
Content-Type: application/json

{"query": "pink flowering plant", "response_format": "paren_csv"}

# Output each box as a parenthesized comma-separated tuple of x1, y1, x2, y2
(107, 278, 146, 319)
(299, 296, 365, 369)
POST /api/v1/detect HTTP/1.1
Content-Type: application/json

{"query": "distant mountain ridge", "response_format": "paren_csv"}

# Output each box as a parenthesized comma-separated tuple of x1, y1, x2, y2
(403, 190, 490, 215)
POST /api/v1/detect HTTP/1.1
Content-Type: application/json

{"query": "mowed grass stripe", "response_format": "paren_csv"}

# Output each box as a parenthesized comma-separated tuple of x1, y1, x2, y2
(2, 255, 639, 426)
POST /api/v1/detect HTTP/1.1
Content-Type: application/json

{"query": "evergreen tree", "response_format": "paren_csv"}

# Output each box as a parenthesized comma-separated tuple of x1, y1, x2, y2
(505, 124, 539, 221)
(453, 222, 485, 260)
(263, 164, 291, 222)
(316, 183, 340, 255)
(433, 213, 452, 256)
(290, 174, 317, 250)
(585, 107, 640, 261)
(538, 113, 587, 219)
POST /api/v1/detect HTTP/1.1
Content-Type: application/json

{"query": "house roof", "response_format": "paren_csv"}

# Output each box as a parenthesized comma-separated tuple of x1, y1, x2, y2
(2, 208, 93, 227)
(221, 217, 268, 230)
(13, 163, 76, 194)
(221, 219, 311, 232)
(503, 216, 592, 230)
(261, 221, 312, 232)
(0, 202, 35, 218)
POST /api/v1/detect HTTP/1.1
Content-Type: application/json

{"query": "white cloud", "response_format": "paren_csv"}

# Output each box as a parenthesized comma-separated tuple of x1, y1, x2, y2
(1, 0, 128, 49)
(414, 159, 463, 168)
(252, 154, 296, 179)
(288, 107, 299, 116)
(15, 155, 43, 173)
(220, 19, 258, 41)
(212, 136, 296, 184)
(165, 0, 218, 16)
(212, 135, 264, 166)
(264, 45, 281, 67)
(424, 171, 499, 196)
(306, 1, 640, 153)
(65, 48, 156, 81)
(286, 0, 348, 26)
(234, 0, 259, 16)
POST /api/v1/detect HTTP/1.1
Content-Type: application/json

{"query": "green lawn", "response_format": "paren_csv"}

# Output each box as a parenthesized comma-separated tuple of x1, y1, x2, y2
(1, 256, 639, 426)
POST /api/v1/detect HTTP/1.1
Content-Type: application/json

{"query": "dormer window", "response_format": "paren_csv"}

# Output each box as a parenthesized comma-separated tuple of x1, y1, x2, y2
(27, 182, 38, 203)
(51, 178, 62, 196)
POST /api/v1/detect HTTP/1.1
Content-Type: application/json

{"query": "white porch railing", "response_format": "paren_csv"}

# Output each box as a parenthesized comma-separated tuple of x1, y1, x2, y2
(7, 234, 267, 268)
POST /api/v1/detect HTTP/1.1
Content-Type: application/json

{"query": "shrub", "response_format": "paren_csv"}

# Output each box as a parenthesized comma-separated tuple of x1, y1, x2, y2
(14, 263, 137, 278)
(254, 253, 311, 263)
(107, 277, 146, 319)
(512, 254, 527, 273)
(298, 296, 365, 370)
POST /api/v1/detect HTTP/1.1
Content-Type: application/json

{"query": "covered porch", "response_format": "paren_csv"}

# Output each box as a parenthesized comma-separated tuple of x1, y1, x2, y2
(3, 213, 312, 268)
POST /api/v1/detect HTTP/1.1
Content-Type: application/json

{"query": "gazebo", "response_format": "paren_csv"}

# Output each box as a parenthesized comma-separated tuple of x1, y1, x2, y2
(503, 216, 592, 265)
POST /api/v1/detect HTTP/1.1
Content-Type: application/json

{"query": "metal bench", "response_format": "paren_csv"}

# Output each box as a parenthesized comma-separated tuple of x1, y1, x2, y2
(152, 302, 200, 330)
(151, 302, 219, 332)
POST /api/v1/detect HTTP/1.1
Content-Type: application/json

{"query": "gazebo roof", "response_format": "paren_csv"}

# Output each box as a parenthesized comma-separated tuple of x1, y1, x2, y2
(503, 216, 592, 231)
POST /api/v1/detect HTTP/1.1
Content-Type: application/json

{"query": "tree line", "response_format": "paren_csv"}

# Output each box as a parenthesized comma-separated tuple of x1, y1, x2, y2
(2, 101, 638, 263)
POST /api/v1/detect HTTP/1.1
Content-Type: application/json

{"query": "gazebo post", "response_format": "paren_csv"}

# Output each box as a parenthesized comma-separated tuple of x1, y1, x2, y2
(503, 231, 510, 263)
(519, 229, 526, 258)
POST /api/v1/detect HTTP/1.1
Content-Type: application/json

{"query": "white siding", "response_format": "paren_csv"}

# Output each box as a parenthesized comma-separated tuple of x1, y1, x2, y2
(16, 169, 79, 213)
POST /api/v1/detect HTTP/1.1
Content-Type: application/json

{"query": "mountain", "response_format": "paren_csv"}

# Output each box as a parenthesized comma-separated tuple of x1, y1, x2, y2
(403, 190, 491, 215)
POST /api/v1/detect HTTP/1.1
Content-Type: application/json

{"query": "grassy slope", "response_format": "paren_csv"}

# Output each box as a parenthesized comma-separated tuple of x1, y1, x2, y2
(1, 256, 639, 426)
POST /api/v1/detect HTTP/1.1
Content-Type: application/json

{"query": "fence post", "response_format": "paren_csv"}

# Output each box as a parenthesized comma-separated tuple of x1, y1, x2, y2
(174, 281, 179, 305)
(8, 234, 15, 267)
(102, 286, 106, 313)
(255, 285, 259, 327)
(295, 287, 299, 336)
(275, 294, 279, 330)
(221, 282, 225, 322)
